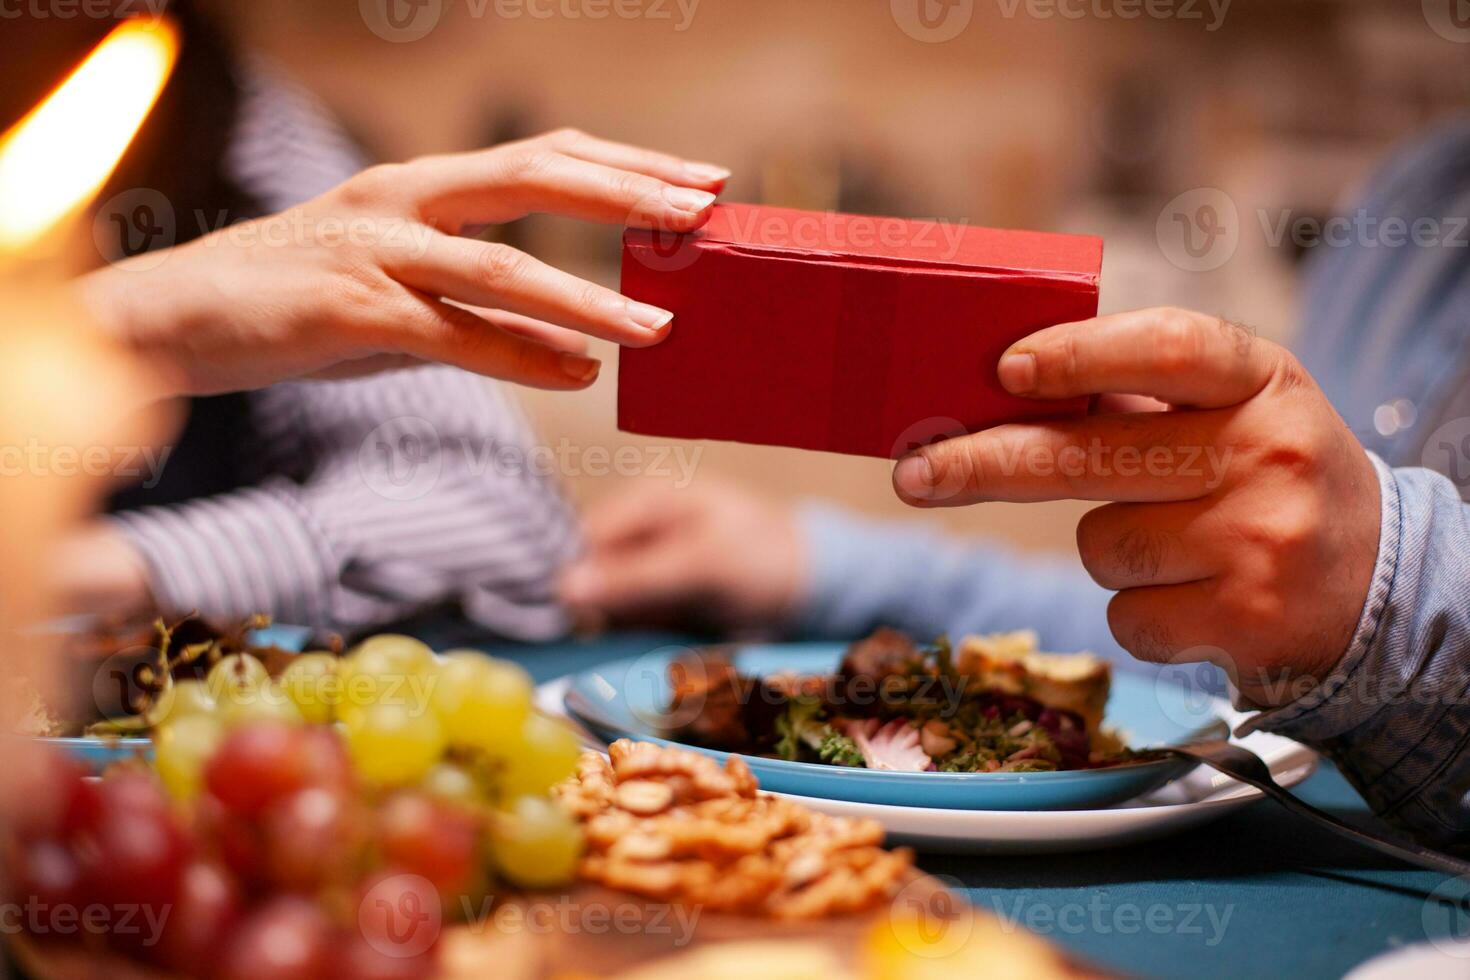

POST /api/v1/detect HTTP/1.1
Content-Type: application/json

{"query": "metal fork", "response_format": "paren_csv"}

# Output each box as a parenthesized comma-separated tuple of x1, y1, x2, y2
(1166, 740, 1470, 878)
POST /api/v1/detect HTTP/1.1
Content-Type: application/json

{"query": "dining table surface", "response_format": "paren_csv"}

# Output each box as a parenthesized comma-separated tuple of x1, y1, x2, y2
(411, 623, 1470, 980)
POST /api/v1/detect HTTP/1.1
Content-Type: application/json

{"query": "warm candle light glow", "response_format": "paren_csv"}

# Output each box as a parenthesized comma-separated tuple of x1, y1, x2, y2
(0, 17, 180, 254)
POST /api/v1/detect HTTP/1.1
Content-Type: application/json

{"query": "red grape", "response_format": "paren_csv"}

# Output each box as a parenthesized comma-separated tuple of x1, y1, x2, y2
(261, 786, 370, 894)
(204, 723, 351, 817)
(74, 773, 189, 912)
(5, 838, 82, 930)
(217, 896, 332, 980)
(2, 747, 91, 843)
(376, 793, 481, 898)
(150, 860, 242, 971)
(195, 794, 267, 891)
(330, 932, 437, 980)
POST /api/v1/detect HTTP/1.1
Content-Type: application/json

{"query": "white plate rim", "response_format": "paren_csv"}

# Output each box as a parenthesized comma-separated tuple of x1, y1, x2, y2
(536, 675, 1319, 853)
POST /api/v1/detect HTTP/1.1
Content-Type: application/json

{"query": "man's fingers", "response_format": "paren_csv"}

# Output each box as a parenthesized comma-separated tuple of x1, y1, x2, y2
(1075, 500, 1218, 590)
(389, 233, 672, 347)
(410, 147, 718, 233)
(1106, 579, 1224, 667)
(560, 545, 700, 613)
(579, 483, 686, 551)
(999, 307, 1284, 408)
(893, 411, 1237, 507)
(388, 292, 603, 390)
(539, 128, 730, 190)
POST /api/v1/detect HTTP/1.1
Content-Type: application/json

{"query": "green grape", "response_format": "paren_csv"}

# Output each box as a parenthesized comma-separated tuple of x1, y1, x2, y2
(489, 796, 583, 888)
(148, 679, 217, 726)
(339, 636, 437, 719)
(206, 653, 269, 704)
(153, 714, 224, 801)
(280, 653, 339, 725)
(495, 714, 580, 799)
(420, 762, 483, 808)
(343, 701, 446, 786)
(218, 682, 304, 728)
(346, 635, 435, 676)
(430, 652, 532, 751)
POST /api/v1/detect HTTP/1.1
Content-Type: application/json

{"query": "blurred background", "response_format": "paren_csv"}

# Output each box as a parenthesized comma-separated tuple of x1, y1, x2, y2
(14, 0, 1470, 556)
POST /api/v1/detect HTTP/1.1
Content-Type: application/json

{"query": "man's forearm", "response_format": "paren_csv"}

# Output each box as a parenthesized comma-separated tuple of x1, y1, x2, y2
(791, 502, 1126, 661)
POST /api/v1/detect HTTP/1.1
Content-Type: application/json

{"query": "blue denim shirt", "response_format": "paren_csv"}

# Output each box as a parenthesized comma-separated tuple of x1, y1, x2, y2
(794, 118, 1470, 846)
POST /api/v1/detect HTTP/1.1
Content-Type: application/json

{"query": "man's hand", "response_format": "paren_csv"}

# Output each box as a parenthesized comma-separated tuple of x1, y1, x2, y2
(78, 129, 730, 396)
(892, 307, 1382, 706)
(559, 481, 806, 633)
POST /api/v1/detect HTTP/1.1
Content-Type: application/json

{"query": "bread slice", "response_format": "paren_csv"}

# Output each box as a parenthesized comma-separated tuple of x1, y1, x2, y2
(954, 632, 1110, 736)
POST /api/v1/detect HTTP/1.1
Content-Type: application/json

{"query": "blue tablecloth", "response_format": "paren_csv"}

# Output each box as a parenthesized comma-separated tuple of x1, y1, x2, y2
(427, 628, 1470, 980)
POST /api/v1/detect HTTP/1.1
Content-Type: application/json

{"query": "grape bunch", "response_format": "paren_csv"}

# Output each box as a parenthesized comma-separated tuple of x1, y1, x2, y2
(4, 636, 586, 979)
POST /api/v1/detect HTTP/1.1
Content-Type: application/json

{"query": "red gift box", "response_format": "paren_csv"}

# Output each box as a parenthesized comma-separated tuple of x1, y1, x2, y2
(618, 203, 1102, 460)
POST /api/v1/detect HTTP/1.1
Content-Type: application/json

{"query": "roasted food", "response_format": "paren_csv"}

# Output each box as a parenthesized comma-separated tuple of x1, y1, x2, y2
(555, 739, 913, 919)
(666, 629, 1142, 774)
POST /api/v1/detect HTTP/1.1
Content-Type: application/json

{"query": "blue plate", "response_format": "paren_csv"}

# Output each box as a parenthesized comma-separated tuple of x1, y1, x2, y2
(35, 623, 312, 774)
(563, 643, 1210, 811)
(27, 735, 153, 772)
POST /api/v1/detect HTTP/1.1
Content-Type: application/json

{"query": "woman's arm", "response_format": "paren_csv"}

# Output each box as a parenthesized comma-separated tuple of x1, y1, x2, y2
(77, 129, 730, 397)
(89, 366, 580, 639)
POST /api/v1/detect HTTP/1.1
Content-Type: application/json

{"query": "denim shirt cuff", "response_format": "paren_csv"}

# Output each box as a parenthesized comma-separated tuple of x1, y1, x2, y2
(1235, 451, 1402, 740)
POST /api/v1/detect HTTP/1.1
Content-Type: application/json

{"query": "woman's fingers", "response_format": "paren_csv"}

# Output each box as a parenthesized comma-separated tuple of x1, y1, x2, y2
(388, 232, 673, 347)
(538, 128, 730, 190)
(410, 147, 719, 233)
(387, 292, 603, 390)
(998, 307, 1285, 409)
(463, 307, 592, 355)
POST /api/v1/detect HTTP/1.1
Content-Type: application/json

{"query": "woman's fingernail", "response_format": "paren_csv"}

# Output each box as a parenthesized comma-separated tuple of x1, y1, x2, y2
(626, 301, 674, 335)
(997, 351, 1037, 393)
(684, 162, 732, 184)
(664, 186, 718, 214)
(893, 454, 935, 499)
(560, 354, 601, 383)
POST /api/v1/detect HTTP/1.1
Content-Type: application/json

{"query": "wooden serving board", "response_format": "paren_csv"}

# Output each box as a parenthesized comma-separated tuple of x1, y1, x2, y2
(11, 876, 1101, 979)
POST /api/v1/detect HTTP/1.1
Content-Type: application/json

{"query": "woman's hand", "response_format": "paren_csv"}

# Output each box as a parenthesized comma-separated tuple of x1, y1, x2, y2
(78, 129, 729, 396)
(891, 308, 1382, 707)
